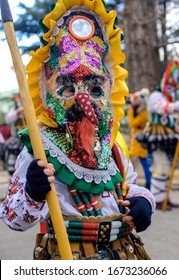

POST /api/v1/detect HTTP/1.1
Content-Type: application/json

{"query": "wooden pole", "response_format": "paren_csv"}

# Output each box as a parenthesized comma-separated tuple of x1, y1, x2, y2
(0, 0, 73, 260)
(162, 139, 179, 211)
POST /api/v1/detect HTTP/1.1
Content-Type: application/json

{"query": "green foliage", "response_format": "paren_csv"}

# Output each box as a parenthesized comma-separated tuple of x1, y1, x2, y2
(0, 0, 56, 53)
(0, 0, 178, 57)
(14, 1, 56, 35)
(0, 0, 123, 53)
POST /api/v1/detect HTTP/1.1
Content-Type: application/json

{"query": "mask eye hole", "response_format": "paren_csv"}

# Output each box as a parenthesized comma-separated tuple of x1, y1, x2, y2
(89, 86, 104, 98)
(57, 86, 75, 98)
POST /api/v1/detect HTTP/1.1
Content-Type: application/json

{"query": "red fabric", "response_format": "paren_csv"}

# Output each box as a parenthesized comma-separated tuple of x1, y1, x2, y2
(79, 117, 95, 156)
(0, 125, 11, 141)
(40, 222, 48, 234)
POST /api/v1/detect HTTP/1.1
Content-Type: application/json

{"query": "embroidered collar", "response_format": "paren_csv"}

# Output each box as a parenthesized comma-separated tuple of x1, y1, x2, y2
(20, 128, 123, 194)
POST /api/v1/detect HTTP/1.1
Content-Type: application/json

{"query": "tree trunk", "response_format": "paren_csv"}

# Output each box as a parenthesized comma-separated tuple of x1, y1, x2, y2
(123, 0, 161, 92)
(159, 0, 168, 61)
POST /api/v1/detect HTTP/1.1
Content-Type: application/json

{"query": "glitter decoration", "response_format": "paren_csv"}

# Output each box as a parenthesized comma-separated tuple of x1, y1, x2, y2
(46, 93, 67, 126)
(26, 5, 126, 176)
(26, 1, 129, 151)
(41, 128, 119, 184)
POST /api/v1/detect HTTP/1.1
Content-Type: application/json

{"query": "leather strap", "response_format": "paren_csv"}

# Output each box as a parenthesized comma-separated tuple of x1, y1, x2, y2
(70, 242, 81, 260)
(111, 239, 127, 260)
(82, 242, 97, 260)
(120, 236, 136, 260)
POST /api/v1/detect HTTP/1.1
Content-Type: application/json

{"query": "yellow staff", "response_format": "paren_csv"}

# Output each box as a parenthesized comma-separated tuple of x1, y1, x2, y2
(0, 0, 73, 260)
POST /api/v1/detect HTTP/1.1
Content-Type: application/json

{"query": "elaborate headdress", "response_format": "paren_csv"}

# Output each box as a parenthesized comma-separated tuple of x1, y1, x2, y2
(160, 60, 179, 102)
(26, 0, 128, 148)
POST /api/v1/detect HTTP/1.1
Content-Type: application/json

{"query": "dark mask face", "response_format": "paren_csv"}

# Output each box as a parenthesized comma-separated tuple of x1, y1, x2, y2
(27, 1, 128, 151)
(38, 8, 114, 166)
(39, 9, 113, 128)
(44, 66, 112, 126)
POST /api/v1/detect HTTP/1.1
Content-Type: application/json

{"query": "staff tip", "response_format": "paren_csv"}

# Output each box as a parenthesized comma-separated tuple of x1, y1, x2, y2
(0, 0, 13, 23)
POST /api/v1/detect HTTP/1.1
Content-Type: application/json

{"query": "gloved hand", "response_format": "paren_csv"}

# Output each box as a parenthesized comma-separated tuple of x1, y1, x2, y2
(120, 196, 152, 232)
(26, 159, 55, 201)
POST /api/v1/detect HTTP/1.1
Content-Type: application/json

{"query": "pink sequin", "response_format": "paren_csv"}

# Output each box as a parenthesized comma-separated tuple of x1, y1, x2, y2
(57, 34, 105, 73)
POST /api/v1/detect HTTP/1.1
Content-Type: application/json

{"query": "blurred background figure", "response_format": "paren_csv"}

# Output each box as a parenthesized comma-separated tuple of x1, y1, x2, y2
(127, 88, 152, 190)
(0, 130, 5, 171)
(0, 124, 11, 171)
(135, 61, 179, 210)
(4, 95, 25, 175)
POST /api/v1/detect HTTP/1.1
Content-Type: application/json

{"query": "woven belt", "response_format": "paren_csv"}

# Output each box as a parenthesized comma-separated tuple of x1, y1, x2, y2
(64, 220, 131, 246)
(151, 113, 179, 129)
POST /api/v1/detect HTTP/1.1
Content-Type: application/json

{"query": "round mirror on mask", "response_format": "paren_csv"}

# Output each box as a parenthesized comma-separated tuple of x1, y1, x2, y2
(69, 15, 95, 41)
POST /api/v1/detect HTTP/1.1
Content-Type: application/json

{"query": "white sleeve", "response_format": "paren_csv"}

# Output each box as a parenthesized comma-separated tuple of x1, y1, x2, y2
(0, 147, 49, 231)
(147, 91, 179, 115)
(117, 146, 156, 213)
(168, 101, 179, 113)
(147, 91, 166, 115)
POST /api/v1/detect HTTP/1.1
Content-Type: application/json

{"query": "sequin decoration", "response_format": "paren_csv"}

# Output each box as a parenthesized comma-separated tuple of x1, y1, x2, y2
(39, 9, 114, 170)
(55, 30, 107, 74)
(46, 93, 67, 126)
(42, 127, 72, 154)
(41, 129, 119, 184)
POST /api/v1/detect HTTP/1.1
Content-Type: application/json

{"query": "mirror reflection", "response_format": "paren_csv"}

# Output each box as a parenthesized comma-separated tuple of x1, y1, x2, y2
(69, 16, 95, 40)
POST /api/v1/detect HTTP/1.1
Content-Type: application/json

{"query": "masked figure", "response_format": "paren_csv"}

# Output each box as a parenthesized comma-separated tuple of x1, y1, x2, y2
(136, 61, 179, 210)
(127, 88, 152, 190)
(0, 0, 155, 260)
(4, 95, 25, 175)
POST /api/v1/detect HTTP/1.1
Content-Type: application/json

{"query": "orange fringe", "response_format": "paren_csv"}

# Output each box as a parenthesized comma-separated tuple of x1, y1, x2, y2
(79, 117, 95, 156)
